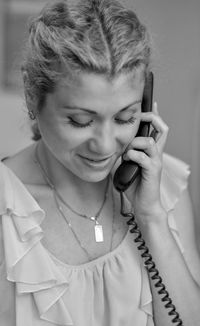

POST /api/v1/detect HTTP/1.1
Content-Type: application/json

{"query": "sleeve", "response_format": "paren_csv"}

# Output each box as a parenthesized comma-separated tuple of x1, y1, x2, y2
(160, 153, 191, 253)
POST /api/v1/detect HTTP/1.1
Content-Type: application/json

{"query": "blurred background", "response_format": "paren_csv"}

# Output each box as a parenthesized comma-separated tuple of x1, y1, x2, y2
(0, 0, 200, 248)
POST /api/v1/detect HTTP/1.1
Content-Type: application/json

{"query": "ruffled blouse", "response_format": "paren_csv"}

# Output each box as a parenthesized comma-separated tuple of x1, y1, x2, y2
(0, 153, 190, 326)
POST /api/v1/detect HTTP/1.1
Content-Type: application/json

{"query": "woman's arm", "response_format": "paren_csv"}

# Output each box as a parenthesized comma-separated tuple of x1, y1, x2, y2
(142, 189, 200, 326)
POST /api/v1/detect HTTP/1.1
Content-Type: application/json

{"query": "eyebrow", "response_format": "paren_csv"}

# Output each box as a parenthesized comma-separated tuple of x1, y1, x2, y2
(63, 100, 141, 114)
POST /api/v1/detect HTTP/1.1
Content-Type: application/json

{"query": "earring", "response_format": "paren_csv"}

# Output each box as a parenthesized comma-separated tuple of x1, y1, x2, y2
(28, 110, 36, 120)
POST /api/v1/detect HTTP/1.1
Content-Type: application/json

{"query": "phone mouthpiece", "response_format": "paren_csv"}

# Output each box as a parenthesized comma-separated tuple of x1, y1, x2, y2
(113, 161, 140, 192)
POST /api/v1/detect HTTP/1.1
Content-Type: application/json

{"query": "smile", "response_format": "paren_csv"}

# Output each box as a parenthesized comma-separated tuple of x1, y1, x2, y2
(86, 157, 110, 162)
(79, 155, 113, 162)
(78, 155, 114, 169)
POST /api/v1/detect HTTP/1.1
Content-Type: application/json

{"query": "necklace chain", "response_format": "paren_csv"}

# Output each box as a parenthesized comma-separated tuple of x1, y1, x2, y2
(34, 143, 110, 222)
(34, 143, 115, 261)
(53, 186, 115, 261)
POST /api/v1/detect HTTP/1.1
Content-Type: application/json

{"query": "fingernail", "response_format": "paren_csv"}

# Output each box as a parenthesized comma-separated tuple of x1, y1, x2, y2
(154, 101, 159, 114)
(122, 152, 129, 161)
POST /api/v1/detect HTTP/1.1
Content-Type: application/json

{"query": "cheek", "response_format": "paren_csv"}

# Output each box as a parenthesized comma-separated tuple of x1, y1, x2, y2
(39, 117, 89, 153)
(118, 119, 141, 147)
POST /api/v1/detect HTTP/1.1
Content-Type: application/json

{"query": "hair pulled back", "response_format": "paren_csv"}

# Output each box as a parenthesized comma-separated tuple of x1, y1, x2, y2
(22, 0, 152, 140)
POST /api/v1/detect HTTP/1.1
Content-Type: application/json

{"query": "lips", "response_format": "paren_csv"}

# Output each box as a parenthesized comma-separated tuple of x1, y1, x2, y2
(79, 155, 112, 162)
(77, 154, 115, 170)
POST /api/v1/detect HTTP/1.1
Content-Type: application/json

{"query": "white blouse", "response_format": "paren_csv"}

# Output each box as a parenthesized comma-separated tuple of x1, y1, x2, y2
(0, 153, 190, 326)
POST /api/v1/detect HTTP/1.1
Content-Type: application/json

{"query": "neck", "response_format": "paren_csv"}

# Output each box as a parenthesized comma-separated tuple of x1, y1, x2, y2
(35, 140, 109, 203)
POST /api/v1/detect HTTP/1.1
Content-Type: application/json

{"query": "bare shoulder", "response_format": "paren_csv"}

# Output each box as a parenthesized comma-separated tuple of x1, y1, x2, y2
(2, 143, 40, 185)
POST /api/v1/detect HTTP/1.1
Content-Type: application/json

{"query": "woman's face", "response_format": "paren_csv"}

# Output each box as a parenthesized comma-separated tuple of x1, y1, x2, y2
(37, 71, 145, 182)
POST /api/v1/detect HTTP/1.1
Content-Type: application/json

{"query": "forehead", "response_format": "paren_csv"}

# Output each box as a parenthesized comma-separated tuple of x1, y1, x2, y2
(53, 70, 145, 111)
(58, 70, 144, 91)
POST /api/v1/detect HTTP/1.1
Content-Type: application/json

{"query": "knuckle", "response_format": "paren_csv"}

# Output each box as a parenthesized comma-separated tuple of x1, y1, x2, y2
(164, 125, 169, 133)
(140, 152, 146, 162)
(148, 137, 155, 146)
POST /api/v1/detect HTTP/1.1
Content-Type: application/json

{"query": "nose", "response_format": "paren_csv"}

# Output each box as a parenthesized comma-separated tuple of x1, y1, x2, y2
(88, 121, 116, 156)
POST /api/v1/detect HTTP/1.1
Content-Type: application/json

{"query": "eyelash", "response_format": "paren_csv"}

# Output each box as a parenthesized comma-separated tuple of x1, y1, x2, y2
(67, 116, 137, 128)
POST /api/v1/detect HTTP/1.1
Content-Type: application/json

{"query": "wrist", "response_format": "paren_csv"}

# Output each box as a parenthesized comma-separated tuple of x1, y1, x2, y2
(135, 204, 168, 228)
(134, 209, 171, 251)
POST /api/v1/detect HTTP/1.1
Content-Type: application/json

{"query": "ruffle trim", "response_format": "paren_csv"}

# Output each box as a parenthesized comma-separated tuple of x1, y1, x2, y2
(161, 153, 190, 254)
(0, 162, 73, 325)
(140, 263, 154, 326)
(0, 153, 190, 325)
(161, 153, 190, 212)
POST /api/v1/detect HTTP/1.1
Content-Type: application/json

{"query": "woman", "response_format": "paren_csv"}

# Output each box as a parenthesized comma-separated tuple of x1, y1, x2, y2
(0, 0, 200, 325)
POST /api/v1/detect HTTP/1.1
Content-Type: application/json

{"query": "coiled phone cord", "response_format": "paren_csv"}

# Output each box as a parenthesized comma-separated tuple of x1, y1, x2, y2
(119, 191, 183, 326)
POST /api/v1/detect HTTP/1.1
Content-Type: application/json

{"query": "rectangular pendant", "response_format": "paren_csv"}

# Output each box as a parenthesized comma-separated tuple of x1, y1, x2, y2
(94, 224, 104, 242)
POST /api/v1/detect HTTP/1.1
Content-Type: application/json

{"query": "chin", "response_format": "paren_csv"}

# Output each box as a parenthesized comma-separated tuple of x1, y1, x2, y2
(77, 169, 112, 183)
(71, 156, 117, 183)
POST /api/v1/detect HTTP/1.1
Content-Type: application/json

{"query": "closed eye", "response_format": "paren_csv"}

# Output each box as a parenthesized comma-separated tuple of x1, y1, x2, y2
(68, 116, 136, 128)
(67, 116, 93, 128)
(115, 116, 137, 125)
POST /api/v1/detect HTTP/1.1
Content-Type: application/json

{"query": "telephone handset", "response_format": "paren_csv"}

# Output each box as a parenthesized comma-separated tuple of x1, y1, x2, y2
(113, 72, 183, 325)
(113, 71, 153, 192)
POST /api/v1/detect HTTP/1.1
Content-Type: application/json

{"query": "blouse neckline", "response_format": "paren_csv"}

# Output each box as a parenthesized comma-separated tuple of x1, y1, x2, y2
(43, 226, 130, 270)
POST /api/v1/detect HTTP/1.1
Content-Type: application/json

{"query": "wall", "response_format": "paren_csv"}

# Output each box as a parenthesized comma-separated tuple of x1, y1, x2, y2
(0, 90, 33, 159)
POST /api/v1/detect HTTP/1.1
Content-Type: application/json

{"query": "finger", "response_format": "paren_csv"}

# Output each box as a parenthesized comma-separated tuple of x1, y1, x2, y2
(140, 111, 168, 134)
(150, 103, 160, 142)
(152, 101, 159, 115)
(124, 136, 158, 159)
(140, 111, 169, 151)
(123, 148, 153, 172)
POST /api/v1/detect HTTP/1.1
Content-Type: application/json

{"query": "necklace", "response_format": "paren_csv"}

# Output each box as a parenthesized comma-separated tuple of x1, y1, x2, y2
(51, 177, 110, 243)
(34, 143, 113, 246)
(53, 185, 115, 261)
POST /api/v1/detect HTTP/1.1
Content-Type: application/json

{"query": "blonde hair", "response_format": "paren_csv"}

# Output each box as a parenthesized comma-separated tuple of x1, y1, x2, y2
(22, 0, 152, 140)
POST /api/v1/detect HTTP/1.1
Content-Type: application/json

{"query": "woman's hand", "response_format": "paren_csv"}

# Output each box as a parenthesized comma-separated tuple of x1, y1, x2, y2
(124, 102, 169, 226)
